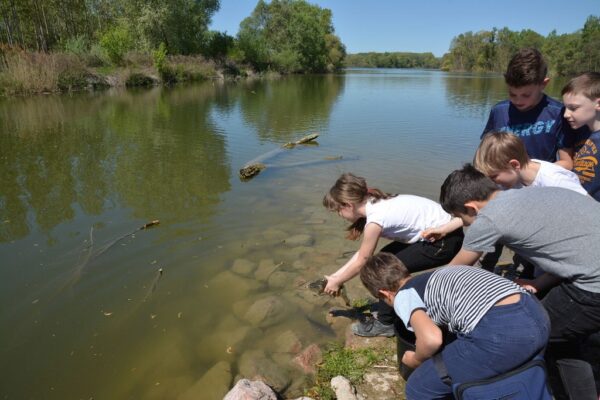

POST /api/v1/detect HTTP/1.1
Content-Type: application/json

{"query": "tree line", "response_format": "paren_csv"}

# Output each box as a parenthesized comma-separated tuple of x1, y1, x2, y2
(345, 52, 440, 69)
(0, 0, 345, 73)
(442, 15, 600, 77)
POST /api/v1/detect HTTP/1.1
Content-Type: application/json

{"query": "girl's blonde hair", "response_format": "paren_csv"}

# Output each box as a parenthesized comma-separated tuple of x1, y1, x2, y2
(474, 131, 530, 176)
(323, 173, 395, 240)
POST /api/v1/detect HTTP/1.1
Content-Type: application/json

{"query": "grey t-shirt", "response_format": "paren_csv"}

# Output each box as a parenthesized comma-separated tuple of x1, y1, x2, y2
(463, 187, 600, 293)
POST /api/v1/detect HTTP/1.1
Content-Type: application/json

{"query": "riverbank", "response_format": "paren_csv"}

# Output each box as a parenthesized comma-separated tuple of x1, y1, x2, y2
(0, 49, 271, 97)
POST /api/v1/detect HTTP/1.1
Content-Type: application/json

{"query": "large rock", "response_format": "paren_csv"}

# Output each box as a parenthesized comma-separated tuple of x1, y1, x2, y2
(178, 361, 231, 400)
(205, 271, 263, 301)
(255, 259, 282, 282)
(267, 271, 296, 289)
(274, 330, 303, 354)
(242, 296, 287, 328)
(331, 376, 358, 400)
(238, 350, 291, 393)
(223, 379, 277, 400)
(283, 234, 314, 247)
(231, 259, 257, 277)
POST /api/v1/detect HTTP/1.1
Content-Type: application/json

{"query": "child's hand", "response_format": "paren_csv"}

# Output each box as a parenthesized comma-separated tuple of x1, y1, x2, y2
(421, 227, 447, 242)
(514, 279, 538, 294)
(324, 275, 342, 295)
(401, 350, 421, 369)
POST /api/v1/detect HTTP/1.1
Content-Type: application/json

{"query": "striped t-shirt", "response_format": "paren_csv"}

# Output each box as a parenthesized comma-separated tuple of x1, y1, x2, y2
(393, 266, 526, 334)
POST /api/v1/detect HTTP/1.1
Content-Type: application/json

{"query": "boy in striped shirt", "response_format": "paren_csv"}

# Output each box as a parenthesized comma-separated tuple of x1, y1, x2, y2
(360, 252, 549, 399)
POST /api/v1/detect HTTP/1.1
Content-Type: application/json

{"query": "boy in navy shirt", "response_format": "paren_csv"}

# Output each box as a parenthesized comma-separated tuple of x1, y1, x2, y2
(562, 72, 600, 201)
(482, 48, 574, 169)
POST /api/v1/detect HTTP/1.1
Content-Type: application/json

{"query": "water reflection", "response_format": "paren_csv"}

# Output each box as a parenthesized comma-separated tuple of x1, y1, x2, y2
(0, 85, 230, 243)
(443, 73, 507, 118)
(239, 75, 344, 141)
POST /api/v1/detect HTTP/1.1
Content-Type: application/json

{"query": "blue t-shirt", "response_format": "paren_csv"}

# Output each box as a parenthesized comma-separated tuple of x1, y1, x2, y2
(573, 130, 600, 201)
(482, 94, 575, 162)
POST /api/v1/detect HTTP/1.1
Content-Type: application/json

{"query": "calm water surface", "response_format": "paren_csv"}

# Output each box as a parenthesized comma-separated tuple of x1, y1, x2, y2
(0, 69, 567, 399)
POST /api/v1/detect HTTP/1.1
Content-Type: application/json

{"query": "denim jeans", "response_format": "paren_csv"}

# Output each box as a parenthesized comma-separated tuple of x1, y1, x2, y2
(405, 293, 550, 400)
(377, 229, 464, 325)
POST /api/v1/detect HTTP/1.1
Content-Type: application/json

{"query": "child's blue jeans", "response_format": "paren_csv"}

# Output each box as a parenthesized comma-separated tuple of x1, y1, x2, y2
(405, 293, 550, 400)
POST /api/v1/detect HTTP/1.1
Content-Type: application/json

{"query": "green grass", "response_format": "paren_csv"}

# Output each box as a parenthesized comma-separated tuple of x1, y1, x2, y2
(307, 343, 386, 400)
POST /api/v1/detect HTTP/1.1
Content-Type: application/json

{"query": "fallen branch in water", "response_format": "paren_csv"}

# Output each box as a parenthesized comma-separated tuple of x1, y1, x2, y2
(67, 220, 160, 288)
(239, 133, 319, 181)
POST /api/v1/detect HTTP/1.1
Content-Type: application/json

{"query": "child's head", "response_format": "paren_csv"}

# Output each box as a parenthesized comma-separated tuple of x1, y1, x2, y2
(504, 48, 549, 112)
(360, 252, 410, 305)
(323, 173, 391, 240)
(439, 164, 498, 225)
(474, 132, 530, 189)
(562, 72, 600, 131)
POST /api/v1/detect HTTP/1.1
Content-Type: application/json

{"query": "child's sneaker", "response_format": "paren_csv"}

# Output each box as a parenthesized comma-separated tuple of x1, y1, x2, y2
(351, 317, 395, 337)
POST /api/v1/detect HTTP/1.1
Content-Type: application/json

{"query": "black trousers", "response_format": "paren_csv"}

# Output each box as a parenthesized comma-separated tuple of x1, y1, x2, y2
(542, 282, 600, 400)
(376, 228, 464, 325)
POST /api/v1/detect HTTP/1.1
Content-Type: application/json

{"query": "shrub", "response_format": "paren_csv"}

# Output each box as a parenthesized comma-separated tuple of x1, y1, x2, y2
(57, 69, 88, 91)
(100, 25, 133, 65)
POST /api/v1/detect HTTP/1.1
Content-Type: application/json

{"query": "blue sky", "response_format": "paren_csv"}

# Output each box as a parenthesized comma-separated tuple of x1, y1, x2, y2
(209, 0, 598, 56)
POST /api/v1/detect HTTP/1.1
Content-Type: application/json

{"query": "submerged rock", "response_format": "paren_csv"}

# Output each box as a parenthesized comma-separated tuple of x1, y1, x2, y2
(205, 270, 263, 300)
(283, 234, 314, 247)
(223, 378, 277, 400)
(231, 259, 257, 277)
(274, 330, 303, 354)
(238, 350, 292, 393)
(242, 296, 288, 328)
(292, 344, 322, 374)
(267, 270, 296, 289)
(255, 259, 281, 282)
(178, 361, 231, 400)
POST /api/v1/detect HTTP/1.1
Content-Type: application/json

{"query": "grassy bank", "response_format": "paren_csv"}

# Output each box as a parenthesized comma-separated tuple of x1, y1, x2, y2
(0, 48, 252, 96)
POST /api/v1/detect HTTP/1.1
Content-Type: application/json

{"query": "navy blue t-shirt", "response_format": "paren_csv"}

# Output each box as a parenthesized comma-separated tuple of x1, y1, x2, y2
(573, 130, 600, 201)
(482, 94, 575, 162)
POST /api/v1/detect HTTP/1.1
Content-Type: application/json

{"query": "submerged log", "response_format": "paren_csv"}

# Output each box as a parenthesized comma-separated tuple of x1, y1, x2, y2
(239, 133, 319, 180)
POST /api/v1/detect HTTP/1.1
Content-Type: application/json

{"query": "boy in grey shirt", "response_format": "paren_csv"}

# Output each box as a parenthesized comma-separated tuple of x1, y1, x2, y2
(436, 164, 600, 400)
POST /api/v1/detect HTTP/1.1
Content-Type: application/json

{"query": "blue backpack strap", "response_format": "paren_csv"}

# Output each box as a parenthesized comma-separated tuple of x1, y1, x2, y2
(432, 353, 453, 386)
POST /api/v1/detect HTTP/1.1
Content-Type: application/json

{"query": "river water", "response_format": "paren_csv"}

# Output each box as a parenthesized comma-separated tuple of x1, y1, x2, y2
(0, 69, 567, 399)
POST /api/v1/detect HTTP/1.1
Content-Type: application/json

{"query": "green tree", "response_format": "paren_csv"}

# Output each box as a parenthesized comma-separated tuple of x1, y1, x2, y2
(236, 0, 345, 73)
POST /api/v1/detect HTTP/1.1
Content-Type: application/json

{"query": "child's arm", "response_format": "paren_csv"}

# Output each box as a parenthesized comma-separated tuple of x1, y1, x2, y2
(324, 223, 382, 294)
(515, 273, 562, 294)
(402, 310, 443, 369)
(421, 217, 463, 242)
(448, 248, 482, 266)
(556, 148, 574, 170)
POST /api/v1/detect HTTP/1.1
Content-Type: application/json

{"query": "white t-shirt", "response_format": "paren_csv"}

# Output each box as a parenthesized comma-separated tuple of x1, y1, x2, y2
(530, 159, 588, 196)
(365, 195, 452, 243)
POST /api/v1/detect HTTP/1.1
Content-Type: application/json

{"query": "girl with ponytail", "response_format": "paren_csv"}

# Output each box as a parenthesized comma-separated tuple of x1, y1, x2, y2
(323, 172, 464, 337)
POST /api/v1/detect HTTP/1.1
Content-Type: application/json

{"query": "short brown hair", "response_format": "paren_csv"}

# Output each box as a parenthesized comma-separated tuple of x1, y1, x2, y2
(360, 252, 409, 299)
(561, 72, 600, 100)
(474, 132, 530, 176)
(504, 48, 547, 87)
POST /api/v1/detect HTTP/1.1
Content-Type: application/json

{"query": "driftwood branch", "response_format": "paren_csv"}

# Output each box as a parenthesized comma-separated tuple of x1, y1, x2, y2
(239, 133, 320, 181)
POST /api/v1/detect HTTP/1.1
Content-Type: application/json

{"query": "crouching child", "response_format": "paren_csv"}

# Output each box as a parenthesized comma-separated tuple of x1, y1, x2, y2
(360, 252, 550, 400)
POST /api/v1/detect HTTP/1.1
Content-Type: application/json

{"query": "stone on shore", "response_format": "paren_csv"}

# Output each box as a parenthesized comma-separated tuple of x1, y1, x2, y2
(331, 376, 358, 400)
(223, 378, 277, 400)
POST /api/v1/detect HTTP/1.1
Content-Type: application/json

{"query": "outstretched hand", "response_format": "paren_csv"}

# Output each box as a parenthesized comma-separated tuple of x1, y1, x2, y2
(514, 278, 538, 294)
(324, 275, 342, 295)
(420, 227, 447, 242)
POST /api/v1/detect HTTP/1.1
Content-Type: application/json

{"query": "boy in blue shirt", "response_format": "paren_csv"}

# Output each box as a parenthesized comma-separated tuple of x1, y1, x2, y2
(482, 48, 574, 169)
(562, 72, 600, 201)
